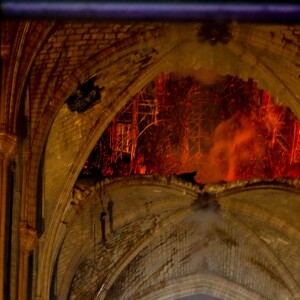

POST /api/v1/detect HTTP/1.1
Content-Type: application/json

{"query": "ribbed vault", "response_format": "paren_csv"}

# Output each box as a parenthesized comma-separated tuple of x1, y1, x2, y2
(2, 16, 300, 300)
(26, 21, 300, 299)
(55, 177, 300, 300)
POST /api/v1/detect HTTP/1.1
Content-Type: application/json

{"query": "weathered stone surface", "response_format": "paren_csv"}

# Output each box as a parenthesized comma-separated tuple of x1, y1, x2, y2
(2, 20, 300, 300)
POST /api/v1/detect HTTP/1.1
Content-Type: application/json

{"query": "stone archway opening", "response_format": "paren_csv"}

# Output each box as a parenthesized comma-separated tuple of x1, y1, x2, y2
(80, 71, 300, 184)
(39, 23, 300, 300)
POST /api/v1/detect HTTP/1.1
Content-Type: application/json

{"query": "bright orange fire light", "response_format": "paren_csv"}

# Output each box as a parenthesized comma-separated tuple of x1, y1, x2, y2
(81, 73, 300, 183)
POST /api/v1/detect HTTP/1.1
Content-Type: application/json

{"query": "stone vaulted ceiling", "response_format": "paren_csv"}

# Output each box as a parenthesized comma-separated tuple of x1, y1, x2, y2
(63, 177, 300, 300)
(1, 18, 300, 300)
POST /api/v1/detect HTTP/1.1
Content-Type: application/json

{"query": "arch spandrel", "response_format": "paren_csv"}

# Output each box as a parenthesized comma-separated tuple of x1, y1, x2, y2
(37, 22, 300, 300)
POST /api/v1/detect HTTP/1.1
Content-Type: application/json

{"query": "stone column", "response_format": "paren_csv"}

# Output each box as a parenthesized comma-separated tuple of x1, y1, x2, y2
(18, 223, 37, 300)
(0, 131, 17, 300)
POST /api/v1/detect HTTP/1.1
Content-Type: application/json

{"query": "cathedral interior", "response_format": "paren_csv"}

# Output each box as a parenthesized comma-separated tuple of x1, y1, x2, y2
(1, 3, 300, 300)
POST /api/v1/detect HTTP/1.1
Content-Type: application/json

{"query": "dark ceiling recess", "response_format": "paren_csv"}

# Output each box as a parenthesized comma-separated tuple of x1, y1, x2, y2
(197, 22, 232, 45)
(66, 76, 104, 113)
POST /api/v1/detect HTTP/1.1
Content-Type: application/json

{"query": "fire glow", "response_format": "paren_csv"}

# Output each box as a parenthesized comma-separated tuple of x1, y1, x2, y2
(81, 73, 300, 183)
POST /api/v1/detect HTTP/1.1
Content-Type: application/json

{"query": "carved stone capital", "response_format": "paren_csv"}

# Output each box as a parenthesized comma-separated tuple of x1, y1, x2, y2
(0, 131, 17, 162)
(19, 223, 37, 253)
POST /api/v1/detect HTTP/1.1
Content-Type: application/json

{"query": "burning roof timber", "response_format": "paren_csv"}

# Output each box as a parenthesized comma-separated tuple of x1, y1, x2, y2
(80, 73, 300, 184)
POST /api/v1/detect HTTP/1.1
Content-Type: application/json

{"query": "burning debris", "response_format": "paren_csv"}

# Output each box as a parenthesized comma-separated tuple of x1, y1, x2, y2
(66, 76, 104, 113)
(177, 171, 197, 184)
(80, 73, 300, 183)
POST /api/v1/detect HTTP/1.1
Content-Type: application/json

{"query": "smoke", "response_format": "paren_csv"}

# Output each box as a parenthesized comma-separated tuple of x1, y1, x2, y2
(199, 112, 269, 183)
(173, 69, 223, 86)
(186, 209, 222, 227)
(186, 197, 225, 232)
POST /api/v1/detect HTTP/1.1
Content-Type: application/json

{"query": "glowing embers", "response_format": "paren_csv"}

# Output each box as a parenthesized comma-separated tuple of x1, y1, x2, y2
(81, 73, 300, 183)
